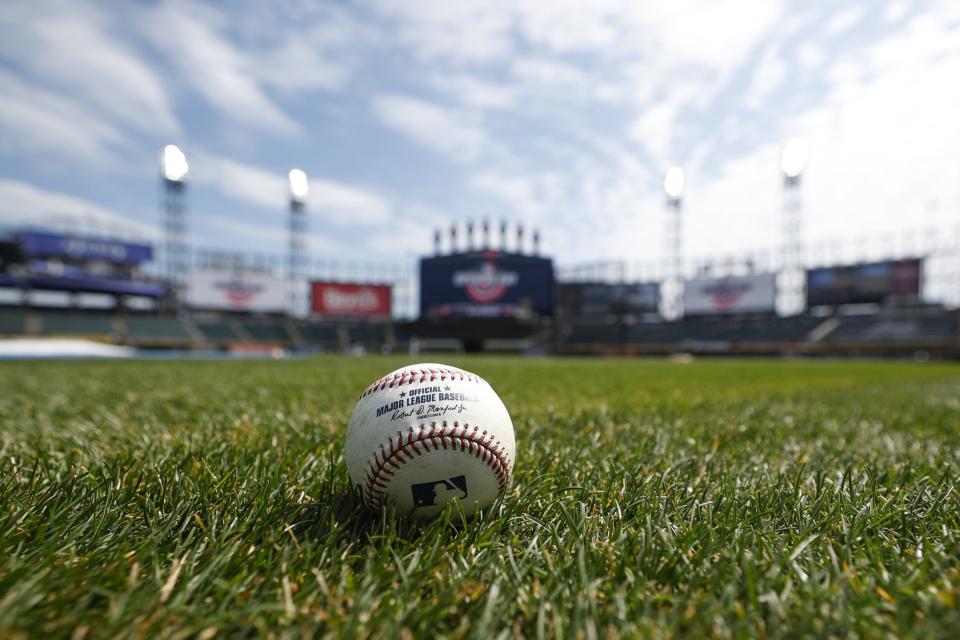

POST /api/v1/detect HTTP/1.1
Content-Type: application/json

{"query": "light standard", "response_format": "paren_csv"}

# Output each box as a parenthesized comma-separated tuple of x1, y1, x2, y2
(780, 140, 807, 315)
(288, 169, 309, 317)
(663, 166, 685, 320)
(160, 144, 189, 293)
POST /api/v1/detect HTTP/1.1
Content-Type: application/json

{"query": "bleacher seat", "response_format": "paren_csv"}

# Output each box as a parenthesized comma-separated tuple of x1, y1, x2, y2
(0, 308, 26, 335)
(346, 323, 389, 350)
(125, 316, 192, 341)
(239, 319, 291, 343)
(195, 320, 241, 342)
(39, 310, 115, 336)
(298, 322, 341, 349)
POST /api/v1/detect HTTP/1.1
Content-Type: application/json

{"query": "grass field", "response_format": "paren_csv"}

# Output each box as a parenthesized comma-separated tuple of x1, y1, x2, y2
(1, 356, 959, 638)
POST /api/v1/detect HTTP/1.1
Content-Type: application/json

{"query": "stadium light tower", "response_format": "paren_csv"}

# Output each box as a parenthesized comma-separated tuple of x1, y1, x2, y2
(663, 166, 685, 320)
(288, 169, 309, 317)
(780, 140, 807, 315)
(160, 144, 189, 292)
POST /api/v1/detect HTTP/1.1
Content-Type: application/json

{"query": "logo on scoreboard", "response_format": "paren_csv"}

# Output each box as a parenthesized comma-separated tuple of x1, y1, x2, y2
(452, 261, 518, 303)
(215, 277, 264, 308)
(703, 280, 750, 311)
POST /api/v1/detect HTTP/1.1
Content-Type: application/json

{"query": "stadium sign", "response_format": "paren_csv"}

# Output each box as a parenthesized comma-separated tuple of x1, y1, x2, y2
(806, 259, 921, 306)
(311, 282, 391, 317)
(19, 231, 153, 266)
(184, 270, 287, 312)
(557, 282, 660, 317)
(419, 251, 554, 317)
(684, 273, 776, 315)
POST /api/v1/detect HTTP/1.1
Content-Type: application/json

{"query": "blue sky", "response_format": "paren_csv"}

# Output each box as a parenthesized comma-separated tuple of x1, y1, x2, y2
(1, 0, 958, 271)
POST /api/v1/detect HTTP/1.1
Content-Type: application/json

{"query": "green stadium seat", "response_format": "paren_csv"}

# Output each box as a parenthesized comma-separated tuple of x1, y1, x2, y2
(195, 321, 241, 342)
(0, 308, 26, 335)
(239, 319, 291, 343)
(40, 311, 115, 336)
(125, 316, 191, 341)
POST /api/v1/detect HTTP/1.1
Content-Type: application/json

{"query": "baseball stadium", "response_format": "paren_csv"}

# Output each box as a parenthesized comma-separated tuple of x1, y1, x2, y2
(2, 1, 960, 638)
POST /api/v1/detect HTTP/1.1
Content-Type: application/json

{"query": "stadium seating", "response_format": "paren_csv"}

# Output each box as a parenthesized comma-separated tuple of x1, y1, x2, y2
(39, 310, 115, 337)
(346, 323, 391, 352)
(194, 320, 242, 343)
(238, 318, 292, 343)
(297, 322, 342, 350)
(124, 315, 192, 342)
(0, 308, 27, 335)
(826, 310, 957, 343)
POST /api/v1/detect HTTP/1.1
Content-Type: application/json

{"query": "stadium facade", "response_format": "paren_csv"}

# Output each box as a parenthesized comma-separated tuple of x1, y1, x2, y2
(0, 225, 957, 358)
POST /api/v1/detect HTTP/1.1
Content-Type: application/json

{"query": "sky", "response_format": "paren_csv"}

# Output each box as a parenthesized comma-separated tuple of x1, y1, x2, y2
(1, 0, 959, 273)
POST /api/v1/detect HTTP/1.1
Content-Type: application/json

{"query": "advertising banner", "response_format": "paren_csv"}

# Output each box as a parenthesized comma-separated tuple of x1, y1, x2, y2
(684, 273, 777, 315)
(806, 259, 921, 306)
(419, 251, 554, 317)
(311, 282, 391, 317)
(20, 231, 153, 265)
(184, 270, 287, 312)
(558, 282, 659, 317)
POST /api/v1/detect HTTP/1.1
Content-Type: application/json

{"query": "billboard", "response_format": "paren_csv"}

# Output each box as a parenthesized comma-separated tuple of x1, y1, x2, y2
(684, 273, 776, 315)
(806, 259, 921, 306)
(558, 282, 659, 317)
(311, 282, 391, 317)
(184, 270, 287, 312)
(419, 251, 553, 317)
(19, 231, 152, 265)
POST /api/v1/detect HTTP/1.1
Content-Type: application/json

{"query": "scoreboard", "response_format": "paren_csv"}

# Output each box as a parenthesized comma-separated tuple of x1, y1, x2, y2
(419, 251, 553, 318)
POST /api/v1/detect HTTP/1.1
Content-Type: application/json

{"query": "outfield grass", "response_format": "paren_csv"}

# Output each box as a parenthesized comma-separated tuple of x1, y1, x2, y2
(1, 356, 959, 638)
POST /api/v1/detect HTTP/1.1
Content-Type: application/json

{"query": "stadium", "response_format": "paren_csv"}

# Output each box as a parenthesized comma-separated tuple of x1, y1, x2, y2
(2, 1, 960, 638)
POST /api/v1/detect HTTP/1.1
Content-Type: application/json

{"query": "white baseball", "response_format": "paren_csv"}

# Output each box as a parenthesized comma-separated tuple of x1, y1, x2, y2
(345, 363, 515, 519)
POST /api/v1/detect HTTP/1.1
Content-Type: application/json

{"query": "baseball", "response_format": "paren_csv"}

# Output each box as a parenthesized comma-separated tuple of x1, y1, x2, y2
(345, 363, 515, 519)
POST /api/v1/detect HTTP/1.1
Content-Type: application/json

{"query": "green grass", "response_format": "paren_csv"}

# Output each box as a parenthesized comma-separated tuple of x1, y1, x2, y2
(1, 356, 959, 638)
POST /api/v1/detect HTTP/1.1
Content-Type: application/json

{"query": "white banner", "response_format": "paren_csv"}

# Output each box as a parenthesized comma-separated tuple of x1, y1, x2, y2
(683, 273, 776, 315)
(184, 270, 288, 312)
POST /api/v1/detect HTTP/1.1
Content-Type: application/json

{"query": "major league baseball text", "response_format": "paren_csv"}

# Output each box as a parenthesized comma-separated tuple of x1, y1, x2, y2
(345, 364, 516, 519)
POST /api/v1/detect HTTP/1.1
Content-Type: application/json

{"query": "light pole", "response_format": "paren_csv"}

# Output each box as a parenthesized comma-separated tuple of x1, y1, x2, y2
(160, 144, 189, 293)
(780, 140, 807, 315)
(288, 169, 309, 317)
(663, 166, 685, 320)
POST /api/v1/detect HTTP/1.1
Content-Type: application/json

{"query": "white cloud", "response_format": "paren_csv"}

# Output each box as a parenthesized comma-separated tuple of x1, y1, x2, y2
(141, 2, 300, 134)
(193, 153, 393, 226)
(372, 94, 490, 161)
(372, 0, 514, 63)
(823, 6, 865, 36)
(469, 171, 565, 220)
(0, 1, 179, 136)
(427, 74, 517, 110)
(746, 45, 788, 110)
(0, 180, 158, 240)
(0, 70, 126, 162)
(205, 216, 342, 257)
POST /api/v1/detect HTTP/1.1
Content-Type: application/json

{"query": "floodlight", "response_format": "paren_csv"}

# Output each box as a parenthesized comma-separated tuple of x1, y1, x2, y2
(781, 140, 808, 178)
(664, 166, 685, 200)
(160, 145, 188, 182)
(289, 169, 309, 203)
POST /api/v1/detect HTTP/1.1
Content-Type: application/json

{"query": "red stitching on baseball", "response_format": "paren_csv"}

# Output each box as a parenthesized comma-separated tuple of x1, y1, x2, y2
(359, 367, 486, 399)
(363, 422, 511, 509)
